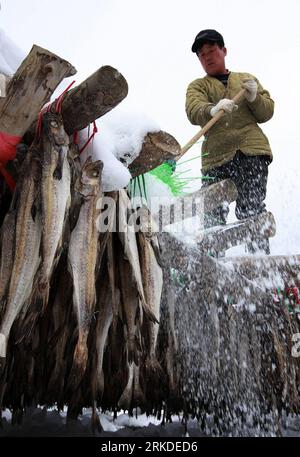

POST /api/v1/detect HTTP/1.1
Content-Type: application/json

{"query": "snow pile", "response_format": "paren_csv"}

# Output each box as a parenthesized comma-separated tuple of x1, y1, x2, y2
(0, 28, 25, 76)
(114, 411, 162, 429)
(164, 216, 204, 245)
(79, 108, 161, 192)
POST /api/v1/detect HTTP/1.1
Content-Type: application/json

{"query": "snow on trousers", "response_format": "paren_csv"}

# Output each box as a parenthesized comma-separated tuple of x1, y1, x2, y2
(201, 150, 270, 227)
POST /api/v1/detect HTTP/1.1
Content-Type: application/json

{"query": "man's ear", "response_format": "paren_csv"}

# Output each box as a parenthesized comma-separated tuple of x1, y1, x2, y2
(223, 47, 227, 57)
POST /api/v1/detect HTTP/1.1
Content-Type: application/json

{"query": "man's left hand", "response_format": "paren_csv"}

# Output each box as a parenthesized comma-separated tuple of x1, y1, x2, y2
(242, 79, 258, 102)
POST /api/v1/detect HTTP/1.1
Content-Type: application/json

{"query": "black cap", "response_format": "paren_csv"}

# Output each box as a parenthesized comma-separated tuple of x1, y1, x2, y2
(191, 29, 224, 53)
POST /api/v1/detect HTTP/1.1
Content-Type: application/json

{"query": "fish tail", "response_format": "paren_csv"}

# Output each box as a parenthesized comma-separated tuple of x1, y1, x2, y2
(127, 336, 140, 365)
(145, 356, 164, 380)
(118, 386, 132, 412)
(141, 299, 159, 324)
(47, 363, 65, 398)
(68, 336, 88, 391)
(117, 362, 134, 411)
(0, 333, 7, 359)
(91, 401, 102, 434)
(97, 370, 105, 400)
(0, 298, 7, 318)
(132, 376, 145, 408)
(144, 356, 167, 408)
(20, 311, 40, 343)
(21, 295, 47, 343)
(132, 384, 145, 408)
(16, 276, 49, 343)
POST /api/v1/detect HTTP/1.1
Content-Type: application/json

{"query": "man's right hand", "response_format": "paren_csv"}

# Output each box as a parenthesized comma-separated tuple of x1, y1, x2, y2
(210, 99, 238, 117)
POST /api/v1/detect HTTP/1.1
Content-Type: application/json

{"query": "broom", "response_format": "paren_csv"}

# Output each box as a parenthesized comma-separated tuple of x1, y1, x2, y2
(130, 88, 246, 201)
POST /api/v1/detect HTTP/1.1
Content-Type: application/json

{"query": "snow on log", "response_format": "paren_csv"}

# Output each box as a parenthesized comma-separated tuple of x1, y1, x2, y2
(197, 211, 276, 255)
(199, 179, 238, 214)
(158, 231, 271, 308)
(0, 45, 76, 136)
(221, 255, 300, 289)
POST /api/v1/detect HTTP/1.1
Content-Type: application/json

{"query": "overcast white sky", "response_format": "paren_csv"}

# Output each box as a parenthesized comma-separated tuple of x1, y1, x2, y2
(1, 0, 300, 254)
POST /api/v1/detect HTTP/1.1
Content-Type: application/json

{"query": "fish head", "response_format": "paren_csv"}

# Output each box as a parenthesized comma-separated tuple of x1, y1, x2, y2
(76, 157, 103, 197)
(42, 112, 69, 146)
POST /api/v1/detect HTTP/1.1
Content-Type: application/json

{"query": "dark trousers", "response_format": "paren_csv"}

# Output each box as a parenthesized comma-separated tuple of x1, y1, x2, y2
(202, 151, 270, 253)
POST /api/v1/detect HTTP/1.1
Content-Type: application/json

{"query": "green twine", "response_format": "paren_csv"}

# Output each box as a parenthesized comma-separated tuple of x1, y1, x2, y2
(129, 174, 148, 203)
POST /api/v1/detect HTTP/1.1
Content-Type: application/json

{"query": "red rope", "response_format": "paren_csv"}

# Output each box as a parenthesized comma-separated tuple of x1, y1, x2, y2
(35, 80, 76, 139)
(79, 121, 98, 154)
(73, 130, 79, 145)
(55, 80, 76, 113)
(35, 104, 51, 139)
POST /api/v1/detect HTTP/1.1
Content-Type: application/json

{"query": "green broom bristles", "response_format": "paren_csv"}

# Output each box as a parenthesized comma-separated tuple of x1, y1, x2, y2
(148, 161, 189, 197)
(129, 152, 212, 203)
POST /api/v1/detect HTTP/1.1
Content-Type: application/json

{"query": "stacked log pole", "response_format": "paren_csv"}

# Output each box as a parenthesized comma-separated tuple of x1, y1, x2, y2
(0, 45, 76, 137)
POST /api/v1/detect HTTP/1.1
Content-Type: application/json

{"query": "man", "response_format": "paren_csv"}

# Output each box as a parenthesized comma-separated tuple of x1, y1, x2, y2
(185, 29, 274, 254)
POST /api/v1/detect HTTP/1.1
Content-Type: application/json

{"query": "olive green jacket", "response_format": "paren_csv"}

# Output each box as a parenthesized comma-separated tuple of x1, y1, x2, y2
(185, 72, 274, 171)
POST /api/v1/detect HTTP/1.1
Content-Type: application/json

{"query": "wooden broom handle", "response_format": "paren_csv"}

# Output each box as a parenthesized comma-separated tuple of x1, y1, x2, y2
(178, 88, 246, 160)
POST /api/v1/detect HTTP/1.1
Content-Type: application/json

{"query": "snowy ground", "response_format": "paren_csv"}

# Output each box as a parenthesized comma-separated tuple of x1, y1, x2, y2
(1, 408, 300, 437)
(0, 408, 202, 437)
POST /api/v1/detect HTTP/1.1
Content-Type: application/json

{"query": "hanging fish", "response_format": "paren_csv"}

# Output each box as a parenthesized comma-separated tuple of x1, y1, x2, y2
(68, 157, 103, 390)
(118, 189, 158, 324)
(0, 208, 16, 314)
(36, 111, 71, 307)
(137, 207, 163, 376)
(0, 151, 41, 359)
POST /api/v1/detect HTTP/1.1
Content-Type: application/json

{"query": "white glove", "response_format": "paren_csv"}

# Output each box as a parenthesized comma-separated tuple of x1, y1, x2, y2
(242, 79, 258, 102)
(210, 99, 238, 117)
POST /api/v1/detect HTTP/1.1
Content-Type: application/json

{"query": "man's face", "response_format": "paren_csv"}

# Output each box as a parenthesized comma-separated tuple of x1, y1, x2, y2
(197, 43, 227, 76)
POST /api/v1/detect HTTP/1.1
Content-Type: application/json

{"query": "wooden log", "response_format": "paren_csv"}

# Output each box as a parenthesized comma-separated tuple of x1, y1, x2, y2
(24, 66, 129, 143)
(128, 131, 181, 178)
(59, 66, 128, 134)
(197, 211, 276, 255)
(221, 255, 300, 290)
(0, 45, 76, 137)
